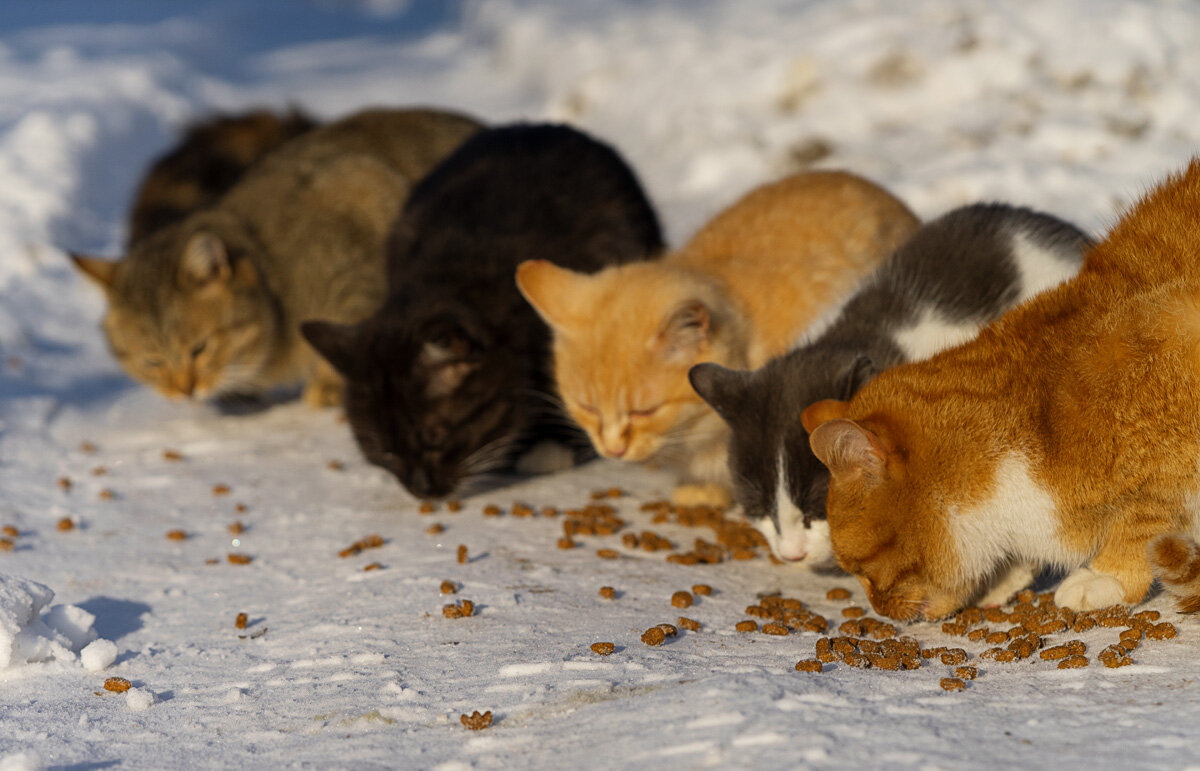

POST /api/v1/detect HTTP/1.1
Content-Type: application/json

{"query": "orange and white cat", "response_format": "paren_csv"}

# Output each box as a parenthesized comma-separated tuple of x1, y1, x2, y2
(806, 158, 1200, 619)
(517, 171, 918, 506)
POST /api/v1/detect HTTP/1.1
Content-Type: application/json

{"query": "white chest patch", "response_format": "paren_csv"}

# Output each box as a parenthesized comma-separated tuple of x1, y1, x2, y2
(947, 454, 1075, 584)
(1010, 232, 1080, 302)
(892, 307, 983, 363)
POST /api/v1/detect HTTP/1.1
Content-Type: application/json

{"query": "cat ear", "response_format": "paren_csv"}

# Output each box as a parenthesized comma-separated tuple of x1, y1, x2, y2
(656, 300, 710, 360)
(301, 320, 360, 376)
(418, 320, 483, 398)
(180, 232, 232, 287)
(70, 253, 119, 289)
(838, 355, 879, 401)
(800, 398, 848, 433)
(688, 363, 750, 424)
(515, 260, 589, 332)
(809, 418, 886, 481)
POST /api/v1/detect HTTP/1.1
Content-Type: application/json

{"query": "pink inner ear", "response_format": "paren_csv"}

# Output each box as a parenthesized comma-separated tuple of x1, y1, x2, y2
(809, 418, 885, 478)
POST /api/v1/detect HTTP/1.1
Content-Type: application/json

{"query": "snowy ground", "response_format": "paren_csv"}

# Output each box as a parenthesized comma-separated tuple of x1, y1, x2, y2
(1, 1, 1199, 768)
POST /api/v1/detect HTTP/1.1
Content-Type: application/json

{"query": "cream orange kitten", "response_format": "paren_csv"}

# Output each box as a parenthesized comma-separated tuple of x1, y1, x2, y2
(807, 159, 1200, 619)
(517, 171, 918, 506)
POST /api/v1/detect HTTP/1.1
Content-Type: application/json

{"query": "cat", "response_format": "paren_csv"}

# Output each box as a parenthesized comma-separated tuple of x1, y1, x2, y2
(127, 108, 317, 245)
(71, 108, 481, 406)
(689, 204, 1090, 575)
(517, 171, 919, 507)
(805, 158, 1200, 618)
(301, 123, 664, 499)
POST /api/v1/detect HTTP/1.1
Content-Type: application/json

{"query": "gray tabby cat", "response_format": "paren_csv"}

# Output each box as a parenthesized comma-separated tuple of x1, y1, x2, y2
(689, 203, 1091, 568)
(71, 108, 481, 406)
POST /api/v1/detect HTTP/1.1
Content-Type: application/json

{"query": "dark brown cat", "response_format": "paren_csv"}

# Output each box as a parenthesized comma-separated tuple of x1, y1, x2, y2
(72, 108, 481, 406)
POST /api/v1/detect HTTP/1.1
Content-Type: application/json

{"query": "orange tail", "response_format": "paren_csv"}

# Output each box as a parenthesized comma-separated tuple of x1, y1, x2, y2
(1149, 534, 1200, 613)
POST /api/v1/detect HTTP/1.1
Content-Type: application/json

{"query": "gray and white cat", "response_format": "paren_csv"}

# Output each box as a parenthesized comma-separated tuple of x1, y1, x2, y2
(689, 203, 1091, 568)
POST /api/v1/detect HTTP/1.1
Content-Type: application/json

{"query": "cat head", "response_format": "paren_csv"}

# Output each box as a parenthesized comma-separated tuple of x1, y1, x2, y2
(516, 259, 741, 463)
(302, 303, 522, 499)
(688, 353, 876, 565)
(805, 398, 971, 620)
(71, 219, 278, 400)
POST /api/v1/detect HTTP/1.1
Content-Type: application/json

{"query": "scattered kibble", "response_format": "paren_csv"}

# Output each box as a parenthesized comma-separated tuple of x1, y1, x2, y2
(79, 441, 98, 454)
(339, 534, 385, 558)
(227, 553, 252, 565)
(0, 539, 13, 552)
(162, 449, 184, 462)
(590, 642, 615, 656)
(363, 562, 382, 571)
(447, 500, 463, 513)
(940, 677, 965, 692)
(326, 460, 344, 471)
(795, 659, 823, 673)
(98, 489, 114, 500)
(57, 477, 72, 491)
(762, 623, 789, 636)
(671, 591, 693, 609)
(482, 504, 501, 517)
(692, 584, 713, 596)
(212, 484, 231, 496)
(598, 586, 616, 599)
(457, 544, 468, 564)
(955, 666, 978, 681)
(2, 525, 18, 538)
(91, 466, 107, 476)
(57, 517, 75, 532)
(556, 537, 576, 550)
(460, 710, 493, 730)
(228, 521, 245, 535)
(1058, 654, 1089, 669)
(841, 606, 865, 618)
(165, 530, 188, 541)
(441, 581, 457, 594)
(596, 548, 620, 559)
(235, 613, 248, 630)
(426, 523, 444, 535)
(735, 620, 758, 633)
(418, 501, 436, 514)
(678, 617, 701, 631)
(103, 677, 132, 693)
(641, 627, 666, 646)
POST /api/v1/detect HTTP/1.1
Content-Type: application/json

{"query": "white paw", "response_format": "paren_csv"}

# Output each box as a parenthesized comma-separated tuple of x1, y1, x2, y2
(515, 441, 576, 475)
(1054, 567, 1125, 611)
(671, 483, 731, 508)
(978, 562, 1036, 607)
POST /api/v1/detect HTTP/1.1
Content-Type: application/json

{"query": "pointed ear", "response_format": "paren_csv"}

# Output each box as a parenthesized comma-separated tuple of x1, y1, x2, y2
(688, 363, 750, 423)
(655, 300, 709, 360)
(180, 232, 231, 287)
(838, 355, 879, 400)
(515, 260, 589, 331)
(809, 418, 886, 481)
(801, 398, 849, 433)
(70, 253, 119, 289)
(301, 320, 360, 376)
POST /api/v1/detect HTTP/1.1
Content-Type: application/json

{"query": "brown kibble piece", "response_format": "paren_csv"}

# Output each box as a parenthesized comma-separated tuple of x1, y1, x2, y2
(955, 666, 978, 681)
(235, 613, 248, 630)
(57, 477, 72, 491)
(457, 545, 468, 564)
(641, 627, 666, 646)
(460, 600, 475, 617)
(671, 591, 693, 609)
(447, 500, 463, 512)
(103, 677, 132, 693)
(596, 548, 620, 559)
(556, 537, 575, 550)
(426, 523, 444, 535)
(762, 623, 789, 636)
(57, 517, 75, 532)
(482, 504, 501, 517)
(1058, 655, 1088, 669)
(692, 584, 713, 596)
(441, 581, 457, 594)
(841, 607, 865, 619)
(228, 523, 246, 538)
(79, 441, 98, 453)
(735, 621, 758, 633)
(3, 526, 20, 538)
(326, 459, 344, 471)
(165, 530, 187, 541)
(539, 506, 558, 517)
(678, 617, 701, 632)
(591, 642, 615, 656)
(657, 623, 678, 637)
(91, 466, 107, 476)
(418, 501, 436, 514)
(0, 539, 13, 552)
(442, 604, 462, 619)
(1146, 622, 1177, 640)
(363, 562, 382, 571)
(227, 553, 252, 565)
(826, 587, 852, 601)
(940, 677, 965, 692)
(460, 710, 492, 730)
(1040, 644, 1072, 661)
(212, 484, 231, 496)
(940, 649, 968, 666)
(235, 503, 248, 513)
(98, 489, 114, 500)
(598, 586, 616, 599)
(163, 449, 184, 462)
(205, 558, 219, 565)
(795, 659, 823, 673)
(843, 653, 871, 669)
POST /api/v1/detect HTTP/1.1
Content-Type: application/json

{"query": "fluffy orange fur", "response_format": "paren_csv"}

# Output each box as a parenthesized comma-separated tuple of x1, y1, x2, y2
(807, 158, 1200, 619)
(517, 171, 918, 505)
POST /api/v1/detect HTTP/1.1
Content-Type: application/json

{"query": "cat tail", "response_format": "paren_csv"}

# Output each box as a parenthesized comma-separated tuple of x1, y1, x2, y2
(1148, 533, 1200, 613)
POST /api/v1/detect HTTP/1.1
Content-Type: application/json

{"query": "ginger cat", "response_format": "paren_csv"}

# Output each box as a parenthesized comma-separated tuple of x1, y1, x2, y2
(806, 158, 1200, 619)
(517, 171, 919, 506)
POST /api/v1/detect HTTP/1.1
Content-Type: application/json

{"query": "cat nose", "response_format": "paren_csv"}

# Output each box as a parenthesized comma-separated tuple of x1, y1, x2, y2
(603, 441, 628, 458)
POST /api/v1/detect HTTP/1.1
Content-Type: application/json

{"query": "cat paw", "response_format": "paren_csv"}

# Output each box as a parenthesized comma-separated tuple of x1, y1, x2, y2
(977, 562, 1036, 607)
(515, 441, 576, 475)
(1053, 567, 1125, 611)
(671, 483, 732, 509)
(303, 379, 342, 408)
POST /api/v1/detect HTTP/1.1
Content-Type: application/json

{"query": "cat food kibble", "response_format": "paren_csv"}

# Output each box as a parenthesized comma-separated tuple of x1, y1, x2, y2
(57, 517, 75, 532)
(795, 659, 823, 673)
(459, 600, 475, 617)
(826, 587, 852, 601)
(596, 548, 620, 559)
(557, 537, 575, 549)
(641, 627, 666, 646)
(418, 501, 436, 514)
(235, 613, 248, 630)
(1058, 654, 1088, 669)
(235, 503, 248, 513)
(228, 521, 245, 535)
(678, 617, 701, 631)
(590, 642, 615, 656)
(0, 538, 13, 552)
(735, 621, 758, 633)
(91, 466, 107, 476)
(227, 553, 252, 565)
(456, 545, 468, 564)
(212, 484, 231, 496)
(540, 506, 558, 517)
(671, 591, 693, 608)
(940, 677, 965, 692)
(165, 530, 187, 541)
(598, 586, 616, 599)
(363, 562, 382, 571)
(326, 459, 343, 471)
(57, 476, 72, 491)
(447, 500, 463, 513)
(441, 581, 457, 594)
(939, 649, 968, 666)
(841, 607, 865, 619)
(162, 449, 184, 462)
(657, 623, 678, 638)
(460, 711, 492, 731)
(1146, 622, 1177, 640)
(79, 441, 98, 454)
(426, 524, 444, 535)
(98, 489, 114, 500)
(692, 584, 713, 596)
(762, 623, 789, 636)
(2, 526, 19, 538)
(482, 504, 501, 517)
(104, 677, 132, 693)
(955, 666, 978, 681)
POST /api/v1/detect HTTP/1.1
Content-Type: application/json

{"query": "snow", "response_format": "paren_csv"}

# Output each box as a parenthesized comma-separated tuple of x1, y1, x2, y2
(1, 0, 1199, 767)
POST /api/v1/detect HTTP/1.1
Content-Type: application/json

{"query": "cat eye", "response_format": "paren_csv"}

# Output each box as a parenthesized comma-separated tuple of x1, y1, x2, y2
(629, 404, 663, 418)
(190, 340, 208, 358)
(578, 403, 599, 415)
(143, 357, 165, 369)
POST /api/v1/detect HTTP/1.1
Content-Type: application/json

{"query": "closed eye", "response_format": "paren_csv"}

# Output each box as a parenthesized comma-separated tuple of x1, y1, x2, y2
(577, 403, 599, 416)
(144, 357, 165, 369)
(629, 404, 663, 418)
(191, 340, 208, 358)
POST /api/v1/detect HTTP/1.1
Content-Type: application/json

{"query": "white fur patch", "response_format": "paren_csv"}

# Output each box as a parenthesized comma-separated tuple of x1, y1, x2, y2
(753, 453, 835, 567)
(892, 307, 982, 363)
(1054, 567, 1125, 611)
(1010, 232, 1080, 302)
(948, 454, 1076, 585)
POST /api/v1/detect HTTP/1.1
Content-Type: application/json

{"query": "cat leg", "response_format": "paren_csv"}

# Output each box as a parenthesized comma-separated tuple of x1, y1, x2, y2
(515, 441, 576, 475)
(303, 360, 344, 408)
(1055, 514, 1161, 610)
(977, 561, 1036, 607)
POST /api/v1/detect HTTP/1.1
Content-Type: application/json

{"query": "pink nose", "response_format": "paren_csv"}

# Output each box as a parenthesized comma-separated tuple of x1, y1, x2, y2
(779, 549, 807, 562)
(604, 443, 628, 459)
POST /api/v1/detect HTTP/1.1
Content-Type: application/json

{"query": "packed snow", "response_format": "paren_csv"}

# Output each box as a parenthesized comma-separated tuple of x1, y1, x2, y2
(1, 0, 1199, 768)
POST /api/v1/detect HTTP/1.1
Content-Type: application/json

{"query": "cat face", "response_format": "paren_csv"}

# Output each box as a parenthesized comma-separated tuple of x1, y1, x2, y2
(302, 307, 521, 499)
(689, 354, 875, 564)
(72, 227, 277, 399)
(805, 399, 972, 620)
(516, 259, 730, 464)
